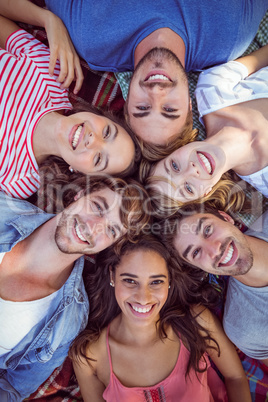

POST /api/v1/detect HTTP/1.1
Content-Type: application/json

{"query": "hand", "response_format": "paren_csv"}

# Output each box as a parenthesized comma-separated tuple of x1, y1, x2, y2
(45, 12, 84, 94)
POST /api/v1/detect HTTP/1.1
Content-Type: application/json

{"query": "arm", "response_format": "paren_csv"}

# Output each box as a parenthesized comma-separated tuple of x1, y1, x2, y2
(0, 15, 20, 48)
(0, 0, 83, 93)
(194, 306, 251, 402)
(73, 357, 106, 402)
(235, 44, 268, 76)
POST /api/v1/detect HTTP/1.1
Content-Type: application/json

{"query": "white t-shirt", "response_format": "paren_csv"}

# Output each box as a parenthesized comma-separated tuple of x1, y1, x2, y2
(195, 61, 268, 196)
(0, 29, 72, 199)
(195, 61, 268, 124)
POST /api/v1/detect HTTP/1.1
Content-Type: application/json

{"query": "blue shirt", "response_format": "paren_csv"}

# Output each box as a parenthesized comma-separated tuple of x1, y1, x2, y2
(0, 192, 89, 401)
(45, 0, 267, 73)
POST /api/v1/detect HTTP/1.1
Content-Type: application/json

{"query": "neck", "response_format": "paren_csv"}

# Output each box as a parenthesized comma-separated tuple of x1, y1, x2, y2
(17, 216, 82, 288)
(234, 235, 268, 287)
(205, 128, 253, 172)
(134, 28, 185, 68)
(113, 314, 161, 347)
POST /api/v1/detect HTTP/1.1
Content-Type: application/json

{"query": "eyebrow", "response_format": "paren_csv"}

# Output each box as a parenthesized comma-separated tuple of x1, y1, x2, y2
(132, 112, 180, 120)
(182, 217, 208, 259)
(98, 124, 118, 172)
(161, 112, 180, 120)
(120, 273, 167, 278)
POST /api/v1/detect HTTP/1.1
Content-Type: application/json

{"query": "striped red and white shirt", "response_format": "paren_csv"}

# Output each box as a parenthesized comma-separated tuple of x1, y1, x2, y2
(0, 29, 72, 199)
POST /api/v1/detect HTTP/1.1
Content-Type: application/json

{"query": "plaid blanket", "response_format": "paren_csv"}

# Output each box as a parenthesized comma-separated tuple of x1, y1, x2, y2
(21, 2, 268, 401)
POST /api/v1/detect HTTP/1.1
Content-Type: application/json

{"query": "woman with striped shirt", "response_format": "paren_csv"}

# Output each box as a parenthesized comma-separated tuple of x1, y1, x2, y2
(0, 16, 138, 199)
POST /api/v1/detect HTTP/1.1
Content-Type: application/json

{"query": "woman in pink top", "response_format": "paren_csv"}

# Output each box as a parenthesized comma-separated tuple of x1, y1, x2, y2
(70, 235, 251, 402)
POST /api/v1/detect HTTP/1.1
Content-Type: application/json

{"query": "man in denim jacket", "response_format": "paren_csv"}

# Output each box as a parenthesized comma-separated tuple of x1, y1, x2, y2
(0, 176, 148, 401)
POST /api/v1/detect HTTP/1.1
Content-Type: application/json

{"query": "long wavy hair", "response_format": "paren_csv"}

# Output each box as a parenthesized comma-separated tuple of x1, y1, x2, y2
(40, 104, 141, 179)
(69, 235, 221, 377)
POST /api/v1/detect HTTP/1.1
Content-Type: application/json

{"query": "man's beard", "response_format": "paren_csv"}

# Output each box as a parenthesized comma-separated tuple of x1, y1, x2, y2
(134, 47, 187, 81)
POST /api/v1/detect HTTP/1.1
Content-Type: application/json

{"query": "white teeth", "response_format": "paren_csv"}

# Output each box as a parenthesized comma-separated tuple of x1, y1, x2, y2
(75, 222, 87, 242)
(199, 153, 212, 174)
(221, 244, 234, 265)
(147, 74, 169, 81)
(72, 125, 82, 149)
(132, 305, 153, 313)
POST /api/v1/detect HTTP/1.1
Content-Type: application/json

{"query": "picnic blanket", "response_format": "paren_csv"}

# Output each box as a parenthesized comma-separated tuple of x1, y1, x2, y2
(21, 2, 268, 401)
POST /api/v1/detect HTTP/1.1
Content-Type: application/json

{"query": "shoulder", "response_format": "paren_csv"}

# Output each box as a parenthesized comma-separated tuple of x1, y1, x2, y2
(191, 305, 219, 333)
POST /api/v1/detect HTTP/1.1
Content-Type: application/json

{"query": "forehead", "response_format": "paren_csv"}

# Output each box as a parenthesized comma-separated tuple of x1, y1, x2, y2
(117, 249, 168, 275)
(80, 187, 122, 215)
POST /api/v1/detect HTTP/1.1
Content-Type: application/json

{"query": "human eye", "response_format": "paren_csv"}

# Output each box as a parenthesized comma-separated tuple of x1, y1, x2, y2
(137, 105, 150, 111)
(94, 152, 102, 167)
(192, 248, 200, 259)
(170, 159, 180, 172)
(107, 225, 116, 239)
(185, 182, 193, 194)
(204, 225, 212, 238)
(163, 107, 176, 112)
(151, 279, 164, 286)
(103, 125, 111, 139)
(92, 201, 103, 217)
(123, 278, 137, 286)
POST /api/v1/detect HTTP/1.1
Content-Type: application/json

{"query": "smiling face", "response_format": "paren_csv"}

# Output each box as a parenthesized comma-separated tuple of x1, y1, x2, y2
(127, 48, 191, 145)
(55, 187, 126, 255)
(57, 112, 135, 175)
(173, 212, 253, 276)
(152, 141, 226, 203)
(112, 249, 169, 326)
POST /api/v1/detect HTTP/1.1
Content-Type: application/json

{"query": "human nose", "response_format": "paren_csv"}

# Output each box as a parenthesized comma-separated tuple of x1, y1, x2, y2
(135, 285, 152, 304)
(186, 161, 200, 176)
(206, 239, 221, 259)
(84, 131, 102, 149)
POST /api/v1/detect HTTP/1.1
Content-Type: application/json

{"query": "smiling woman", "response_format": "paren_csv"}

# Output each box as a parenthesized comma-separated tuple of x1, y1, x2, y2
(69, 235, 251, 402)
(0, 19, 139, 200)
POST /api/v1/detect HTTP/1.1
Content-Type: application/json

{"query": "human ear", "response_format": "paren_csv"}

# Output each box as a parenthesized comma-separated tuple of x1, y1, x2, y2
(74, 190, 84, 201)
(109, 266, 115, 284)
(217, 210, 235, 225)
(204, 187, 212, 197)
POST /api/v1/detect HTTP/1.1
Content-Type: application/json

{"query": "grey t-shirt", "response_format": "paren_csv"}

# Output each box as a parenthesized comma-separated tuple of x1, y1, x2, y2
(223, 211, 268, 360)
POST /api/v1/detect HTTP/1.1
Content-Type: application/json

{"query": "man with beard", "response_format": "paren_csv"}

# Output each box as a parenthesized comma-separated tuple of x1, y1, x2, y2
(0, 0, 267, 148)
(0, 176, 149, 401)
(159, 205, 268, 367)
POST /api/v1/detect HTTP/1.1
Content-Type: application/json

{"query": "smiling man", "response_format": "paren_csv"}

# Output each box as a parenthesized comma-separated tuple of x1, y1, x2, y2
(0, 176, 149, 401)
(159, 204, 268, 367)
(1, 0, 266, 152)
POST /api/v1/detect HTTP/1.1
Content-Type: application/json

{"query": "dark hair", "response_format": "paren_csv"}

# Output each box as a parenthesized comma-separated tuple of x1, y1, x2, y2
(69, 235, 220, 377)
(41, 104, 141, 178)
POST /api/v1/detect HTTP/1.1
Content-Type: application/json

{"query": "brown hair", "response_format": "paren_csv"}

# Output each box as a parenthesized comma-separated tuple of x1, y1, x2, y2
(69, 235, 221, 377)
(36, 162, 152, 245)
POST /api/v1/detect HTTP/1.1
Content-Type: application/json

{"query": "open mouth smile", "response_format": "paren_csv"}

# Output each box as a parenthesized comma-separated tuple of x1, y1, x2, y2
(71, 123, 84, 150)
(145, 70, 172, 83)
(218, 241, 237, 267)
(128, 303, 156, 316)
(74, 219, 90, 245)
(197, 152, 214, 175)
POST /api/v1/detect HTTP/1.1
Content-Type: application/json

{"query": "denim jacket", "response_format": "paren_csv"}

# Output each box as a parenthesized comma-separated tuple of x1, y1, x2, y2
(0, 193, 89, 401)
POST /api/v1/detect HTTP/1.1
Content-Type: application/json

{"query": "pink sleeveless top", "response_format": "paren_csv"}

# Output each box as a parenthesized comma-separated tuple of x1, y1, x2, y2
(103, 325, 228, 402)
